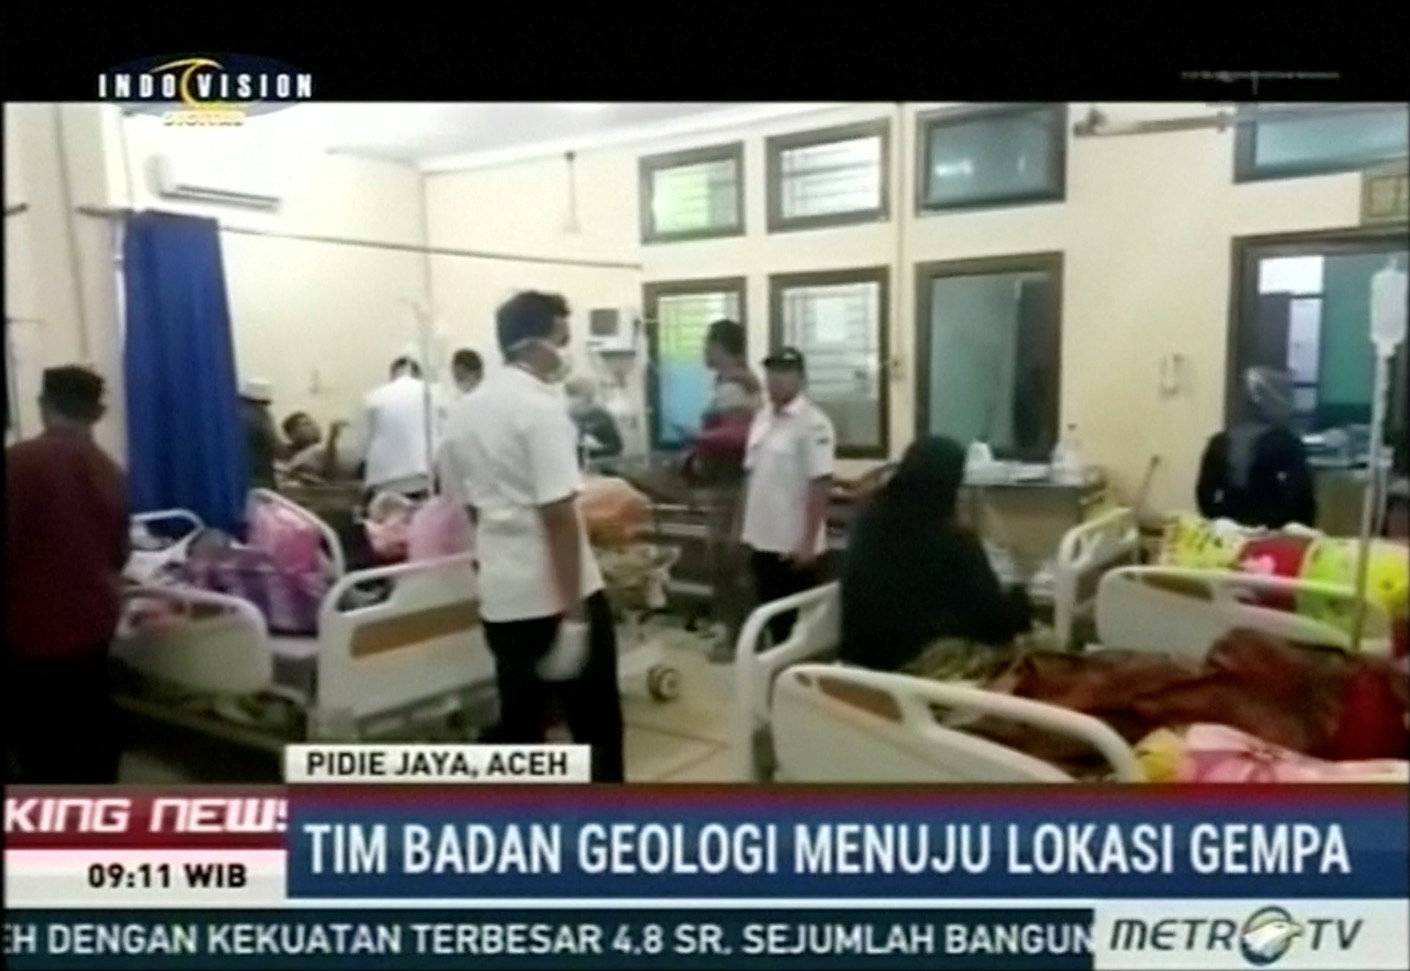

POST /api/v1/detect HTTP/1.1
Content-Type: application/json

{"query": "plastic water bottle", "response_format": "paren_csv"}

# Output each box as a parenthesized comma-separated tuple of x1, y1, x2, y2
(1051, 424, 1084, 484)
(965, 441, 995, 482)
(1370, 262, 1407, 356)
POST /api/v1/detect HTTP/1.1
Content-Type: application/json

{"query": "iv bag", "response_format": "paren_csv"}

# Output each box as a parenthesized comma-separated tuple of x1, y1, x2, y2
(1370, 262, 1407, 355)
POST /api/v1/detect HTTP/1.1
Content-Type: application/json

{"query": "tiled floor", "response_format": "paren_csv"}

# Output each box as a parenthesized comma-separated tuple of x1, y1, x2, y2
(119, 626, 740, 785)
(619, 638, 734, 783)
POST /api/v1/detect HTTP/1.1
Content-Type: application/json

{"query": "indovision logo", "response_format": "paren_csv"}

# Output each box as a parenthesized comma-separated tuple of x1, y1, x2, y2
(97, 54, 313, 126)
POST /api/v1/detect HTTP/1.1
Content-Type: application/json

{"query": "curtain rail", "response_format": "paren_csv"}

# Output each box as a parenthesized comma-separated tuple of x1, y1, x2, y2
(75, 206, 643, 271)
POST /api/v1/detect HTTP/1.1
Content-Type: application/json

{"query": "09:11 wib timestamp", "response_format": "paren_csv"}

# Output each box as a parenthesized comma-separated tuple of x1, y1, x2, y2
(86, 862, 247, 890)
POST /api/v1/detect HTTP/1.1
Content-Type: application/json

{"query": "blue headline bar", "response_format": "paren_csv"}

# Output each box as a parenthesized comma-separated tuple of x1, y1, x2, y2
(286, 787, 1409, 899)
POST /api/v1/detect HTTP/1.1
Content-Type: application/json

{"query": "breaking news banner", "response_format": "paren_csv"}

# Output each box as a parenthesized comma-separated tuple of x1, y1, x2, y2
(2, 755, 1407, 971)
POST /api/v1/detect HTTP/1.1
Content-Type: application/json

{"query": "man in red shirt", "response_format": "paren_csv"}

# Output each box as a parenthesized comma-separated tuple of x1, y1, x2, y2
(5, 366, 129, 782)
(682, 319, 762, 662)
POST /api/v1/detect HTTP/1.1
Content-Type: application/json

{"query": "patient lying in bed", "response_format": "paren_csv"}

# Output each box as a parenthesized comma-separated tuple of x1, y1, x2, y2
(840, 436, 1031, 674)
(967, 628, 1408, 779)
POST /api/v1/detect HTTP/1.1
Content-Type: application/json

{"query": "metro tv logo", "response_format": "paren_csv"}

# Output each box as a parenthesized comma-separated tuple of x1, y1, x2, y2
(1110, 906, 1364, 967)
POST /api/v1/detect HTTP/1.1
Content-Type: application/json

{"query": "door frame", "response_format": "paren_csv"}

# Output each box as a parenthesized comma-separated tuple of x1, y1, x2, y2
(1227, 226, 1408, 426)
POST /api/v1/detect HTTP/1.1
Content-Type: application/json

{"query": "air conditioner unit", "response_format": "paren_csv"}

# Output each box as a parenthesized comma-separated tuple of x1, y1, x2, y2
(586, 307, 640, 353)
(153, 154, 283, 210)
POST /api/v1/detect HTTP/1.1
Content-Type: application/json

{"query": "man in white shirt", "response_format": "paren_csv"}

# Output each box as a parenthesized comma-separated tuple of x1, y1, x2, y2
(740, 346, 836, 646)
(361, 356, 437, 499)
(450, 291, 623, 782)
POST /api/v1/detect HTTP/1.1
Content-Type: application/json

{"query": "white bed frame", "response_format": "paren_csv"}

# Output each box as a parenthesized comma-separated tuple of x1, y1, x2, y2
(731, 559, 1394, 783)
(771, 665, 1144, 782)
(1052, 506, 1138, 649)
(115, 551, 492, 744)
(125, 488, 348, 585)
(1096, 566, 1393, 663)
(126, 509, 206, 583)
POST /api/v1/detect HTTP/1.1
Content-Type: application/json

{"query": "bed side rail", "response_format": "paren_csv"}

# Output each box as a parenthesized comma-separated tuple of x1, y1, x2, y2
(730, 582, 841, 780)
(1052, 506, 1138, 649)
(316, 553, 492, 723)
(114, 584, 271, 695)
(132, 508, 205, 538)
(773, 663, 1144, 783)
(1096, 565, 1394, 661)
(249, 487, 347, 580)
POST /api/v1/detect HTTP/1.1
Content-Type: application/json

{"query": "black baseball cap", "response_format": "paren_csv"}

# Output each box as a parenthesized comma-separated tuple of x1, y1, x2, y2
(762, 346, 806, 371)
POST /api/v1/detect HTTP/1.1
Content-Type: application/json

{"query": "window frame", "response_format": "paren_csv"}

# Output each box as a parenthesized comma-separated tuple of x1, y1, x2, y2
(765, 119, 891, 233)
(638, 142, 746, 244)
(1226, 227, 1407, 429)
(768, 266, 891, 460)
(642, 276, 748, 451)
(1232, 103, 1410, 184)
(914, 251, 1065, 463)
(915, 103, 1068, 215)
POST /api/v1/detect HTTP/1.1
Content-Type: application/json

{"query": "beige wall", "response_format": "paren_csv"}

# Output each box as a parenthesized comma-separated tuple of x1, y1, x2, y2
(423, 156, 642, 359)
(4, 104, 125, 457)
(115, 113, 430, 431)
(423, 102, 1375, 514)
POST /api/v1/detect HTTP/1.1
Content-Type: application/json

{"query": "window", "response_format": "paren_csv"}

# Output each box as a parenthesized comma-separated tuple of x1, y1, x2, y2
(639, 143, 744, 243)
(643, 277, 746, 448)
(769, 268, 889, 458)
(766, 120, 889, 232)
(1231, 233, 1408, 468)
(916, 253, 1063, 462)
(1234, 103, 1409, 182)
(917, 104, 1067, 212)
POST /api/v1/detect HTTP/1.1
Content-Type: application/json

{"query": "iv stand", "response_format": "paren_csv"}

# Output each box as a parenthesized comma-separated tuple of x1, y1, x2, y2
(1348, 261, 1406, 654)
(402, 297, 439, 499)
(1348, 353, 1389, 652)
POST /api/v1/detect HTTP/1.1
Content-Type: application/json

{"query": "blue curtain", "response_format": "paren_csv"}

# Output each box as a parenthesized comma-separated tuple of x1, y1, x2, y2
(124, 212, 248, 532)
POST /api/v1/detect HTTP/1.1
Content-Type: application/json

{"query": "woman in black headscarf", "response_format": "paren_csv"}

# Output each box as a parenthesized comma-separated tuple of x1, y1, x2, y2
(840, 436, 1030, 672)
(1196, 366, 1317, 529)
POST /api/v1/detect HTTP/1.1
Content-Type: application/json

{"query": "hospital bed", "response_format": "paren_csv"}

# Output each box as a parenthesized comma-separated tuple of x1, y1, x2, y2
(114, 491, 493, 749)
(114, 552, 494, 747)
(730, 533, 1395, 783)
(125, 489, 348, 584)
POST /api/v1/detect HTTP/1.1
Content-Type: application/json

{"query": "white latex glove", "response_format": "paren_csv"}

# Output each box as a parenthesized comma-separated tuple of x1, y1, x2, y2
(536, 619, 590, 682)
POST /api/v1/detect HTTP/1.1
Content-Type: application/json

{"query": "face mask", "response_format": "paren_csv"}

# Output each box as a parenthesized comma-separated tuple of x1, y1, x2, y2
(532, 338, 572, 383)
(509, 335, 571, 383)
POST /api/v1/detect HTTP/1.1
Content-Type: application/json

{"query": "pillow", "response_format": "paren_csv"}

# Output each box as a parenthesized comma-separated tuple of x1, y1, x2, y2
(1159, 515, 1252, 569)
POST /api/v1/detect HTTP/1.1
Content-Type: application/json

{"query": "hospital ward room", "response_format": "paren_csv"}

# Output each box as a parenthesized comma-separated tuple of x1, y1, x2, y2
(4, 101, 1409, 786)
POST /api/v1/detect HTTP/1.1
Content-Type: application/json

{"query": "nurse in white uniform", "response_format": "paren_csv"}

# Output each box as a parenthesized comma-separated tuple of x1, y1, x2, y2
(360, 355, 438, 498)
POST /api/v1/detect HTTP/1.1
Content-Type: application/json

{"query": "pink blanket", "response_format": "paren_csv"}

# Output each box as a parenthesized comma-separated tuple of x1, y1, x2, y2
(1138, 724, 1409, 783)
